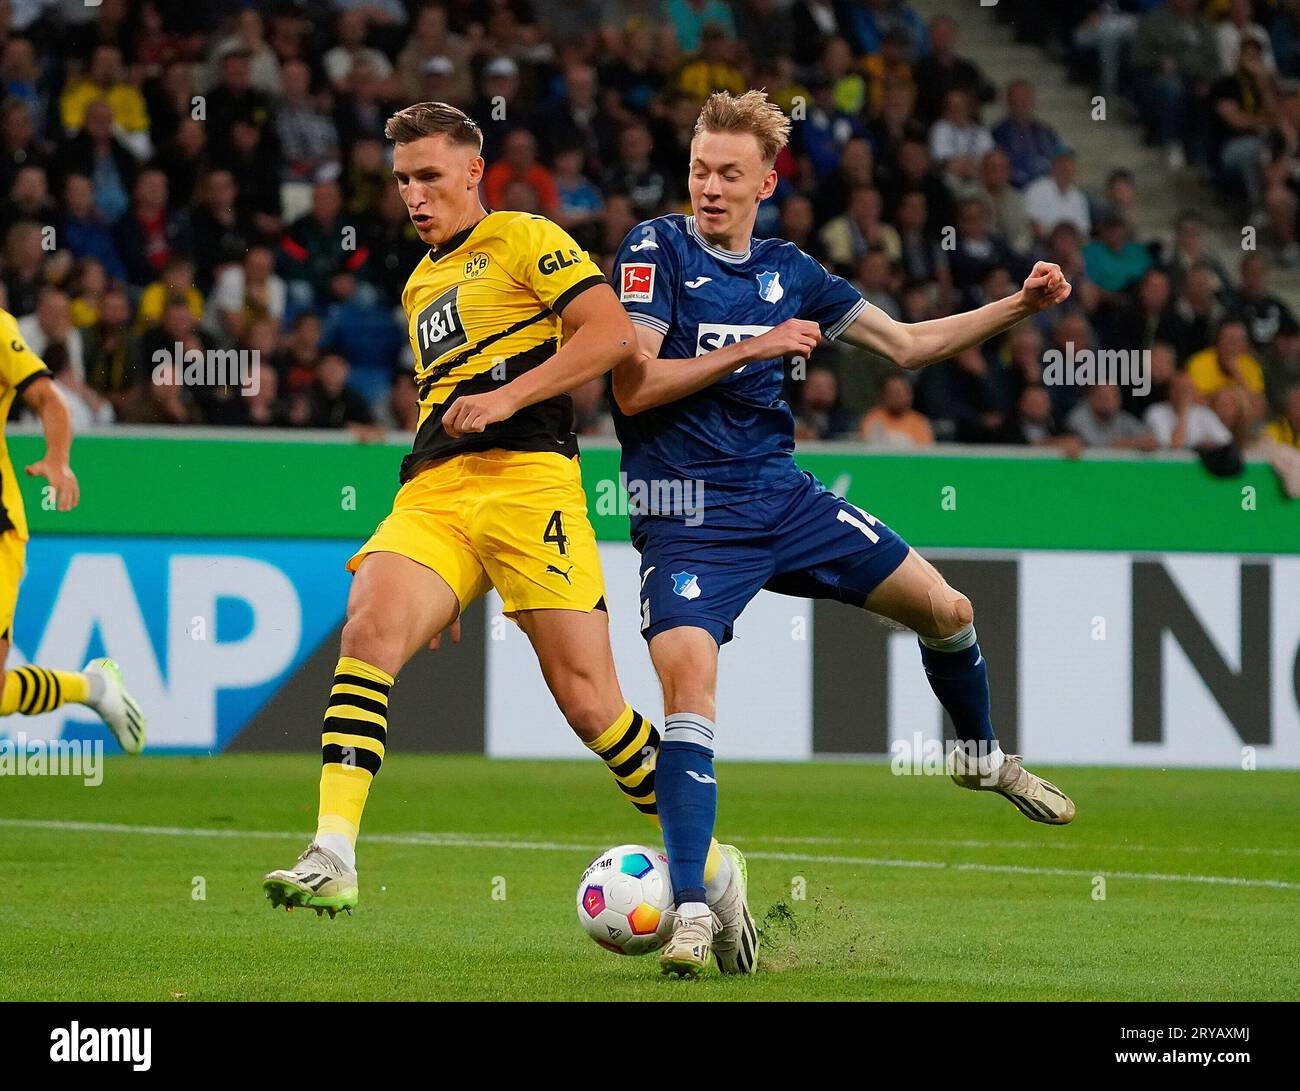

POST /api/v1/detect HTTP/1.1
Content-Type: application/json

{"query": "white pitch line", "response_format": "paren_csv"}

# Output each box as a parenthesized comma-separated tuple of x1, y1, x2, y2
(2, 818, 1299, 891)
(733, 833, 1300, 859)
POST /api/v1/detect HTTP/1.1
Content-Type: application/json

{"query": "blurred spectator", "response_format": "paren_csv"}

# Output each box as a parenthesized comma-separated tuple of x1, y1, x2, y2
(1145, 371, 1234, 451)
(793, 365, 855, 439)
(553, 146, 605, 239)
(1211, 38, 1274, 205)
(1160, 210, 1229, 292)
(912, 14, 994, 125)
(929, 88, 993, 200)
(66, 257, 108, 328)
(320, 273, 405, 404)
(367, 184, 430, 303)
(0, 99, 51, 194)
(1100, 268, 1177, 354)
(1066, 383, 1157, 451)
(324, 10, 396, 92)
(206, 9, 282, 97)
(991, 79, 1059, 190)
(1185, 318, 1268, 427)
(1167, 261, 1227, 363)
(54, 99, 137, 225)
(83, 286, 141, 412)
(292, 352, 376, 432)
(1132, 0, 1220, 169)
(158, 117, 208, 210)
(0, 164, 54, 240)
(277, 60, 341, 183)
(976, 147, 1031, 254)
(209, 246, 287, 344)
(948, 198, 1018, 295)
(3, 220, 48, 317)
(667, 1, 736, 53)
(188, 169, 254, 294)
(136, 256, 204, 332)
(273, 312, 325, 395)
(821, 37, 867, 116)
(42, 341, 114, 429)
(859, 373, 934, 447)
(1266, 383, 1300, 447)
(1217, 0, 1276, 75)
(676, 24, 746, 101)
(863, 30, 914, 119)
(204, 49, 276, 166)
(59, 45, 150, 153)
(1023, 144, 1090, 240)
(244, 362, 288, 428)
(19, 288, 85, 381)
(998, 383, 1082, 457)
(819, 185, 900, 272)
(915, 345, 1006, 443)
(279, 180, 370, 310)
(894, 189, 949, 293)
(396, 5, 474, 106)
(1233, 252, 1296, 349)
(486, 129, 559, 216)
(1083, 212, 1153, 298)
(605, 123, 674, 218)
(853, 249, 902, 320)
(795, 72, 867, 183)
(113, 168, 189, 286)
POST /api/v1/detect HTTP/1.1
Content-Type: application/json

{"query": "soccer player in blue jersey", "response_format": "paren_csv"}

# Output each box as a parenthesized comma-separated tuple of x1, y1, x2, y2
(610, 91, 1078, 977)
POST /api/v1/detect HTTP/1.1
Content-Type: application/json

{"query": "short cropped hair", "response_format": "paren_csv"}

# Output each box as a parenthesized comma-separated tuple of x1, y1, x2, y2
(694, 90, 790, 164)
(384, 101, 483, 151)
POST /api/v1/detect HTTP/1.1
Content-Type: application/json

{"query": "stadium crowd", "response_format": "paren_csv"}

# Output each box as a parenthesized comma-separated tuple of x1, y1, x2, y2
(1, 0, 1298, 463)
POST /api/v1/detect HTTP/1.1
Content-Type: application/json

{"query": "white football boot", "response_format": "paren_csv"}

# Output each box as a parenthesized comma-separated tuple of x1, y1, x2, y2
(659, 906, 718, 977)
(710, 844, 758, 974)
(263, 844, 359, 917)
(83, 658, 145, 754)
(948, 746, 1076, 825)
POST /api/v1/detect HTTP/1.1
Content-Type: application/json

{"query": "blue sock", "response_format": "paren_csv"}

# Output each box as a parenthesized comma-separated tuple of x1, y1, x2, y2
(917, 624, 998, 755)
(656, 712, 717, 907)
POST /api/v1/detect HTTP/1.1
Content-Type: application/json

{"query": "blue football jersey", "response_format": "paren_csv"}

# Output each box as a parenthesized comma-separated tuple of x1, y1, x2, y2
(611, 214, 867, 514)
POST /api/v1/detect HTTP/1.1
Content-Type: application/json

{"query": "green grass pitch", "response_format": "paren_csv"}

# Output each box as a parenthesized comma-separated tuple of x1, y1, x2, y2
(1, 755, 1297, 1001)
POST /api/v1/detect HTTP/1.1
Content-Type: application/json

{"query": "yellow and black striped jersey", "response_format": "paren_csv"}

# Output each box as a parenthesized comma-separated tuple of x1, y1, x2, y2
(399, 210, 606, 481)
(0, 308, 52, 539)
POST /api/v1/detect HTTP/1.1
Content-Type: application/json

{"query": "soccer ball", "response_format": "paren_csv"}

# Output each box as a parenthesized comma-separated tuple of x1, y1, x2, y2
(576, 844, 674, 955)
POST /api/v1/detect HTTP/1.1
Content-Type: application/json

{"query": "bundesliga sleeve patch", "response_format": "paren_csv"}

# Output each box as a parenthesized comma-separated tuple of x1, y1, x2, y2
(620, 262, 655, 303)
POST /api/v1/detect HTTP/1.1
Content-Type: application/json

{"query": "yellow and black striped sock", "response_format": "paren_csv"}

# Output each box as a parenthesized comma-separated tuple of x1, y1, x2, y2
(0, 666, 91, 716)
(316, 656, 392, 848)
(586, 703, 724, 886)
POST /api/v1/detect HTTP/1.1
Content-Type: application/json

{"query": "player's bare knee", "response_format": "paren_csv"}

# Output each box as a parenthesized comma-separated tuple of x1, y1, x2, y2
(922, 581, 973, 641)
(340, 609, 404, 669)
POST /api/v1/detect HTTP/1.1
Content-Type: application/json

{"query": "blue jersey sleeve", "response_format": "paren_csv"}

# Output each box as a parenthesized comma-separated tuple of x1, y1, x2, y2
(796, 252, 869, 340)
(613, 220, 680, 339)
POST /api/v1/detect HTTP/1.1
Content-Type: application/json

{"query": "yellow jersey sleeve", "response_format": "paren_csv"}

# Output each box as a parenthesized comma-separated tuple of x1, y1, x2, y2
(512, 216, 606, 317)
(0, 311, 51, 393)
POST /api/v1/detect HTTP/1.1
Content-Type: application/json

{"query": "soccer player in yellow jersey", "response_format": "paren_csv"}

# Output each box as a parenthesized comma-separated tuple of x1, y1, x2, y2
(0, 308, 144, 750)
(262, 102, 756, 971)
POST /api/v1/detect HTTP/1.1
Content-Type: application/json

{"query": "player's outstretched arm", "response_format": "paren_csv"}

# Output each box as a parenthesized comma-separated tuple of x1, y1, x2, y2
(21, 376, 79, 512)
(612, 319, 821, 415)
(442, 283, 637, 437)
(843, 261, 1071, 370)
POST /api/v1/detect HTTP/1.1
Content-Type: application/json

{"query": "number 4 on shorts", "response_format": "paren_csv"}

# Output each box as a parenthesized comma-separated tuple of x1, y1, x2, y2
(544, 510, 569, 554)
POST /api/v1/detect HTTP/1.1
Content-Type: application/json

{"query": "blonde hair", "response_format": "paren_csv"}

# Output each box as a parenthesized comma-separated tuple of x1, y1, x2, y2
(384, 101, 483, 151)
(694, 90, 791, 164)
